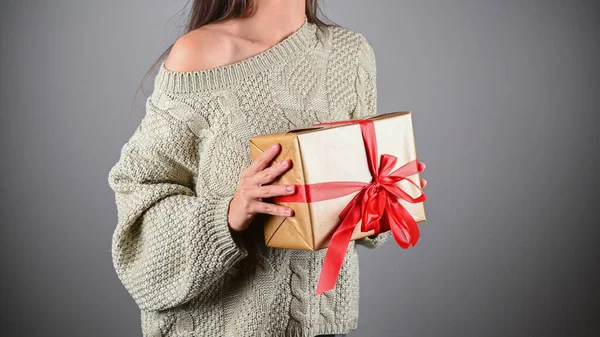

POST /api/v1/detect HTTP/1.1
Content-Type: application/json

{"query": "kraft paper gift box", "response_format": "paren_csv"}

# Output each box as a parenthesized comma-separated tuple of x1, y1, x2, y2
(248, 111, 426, 251)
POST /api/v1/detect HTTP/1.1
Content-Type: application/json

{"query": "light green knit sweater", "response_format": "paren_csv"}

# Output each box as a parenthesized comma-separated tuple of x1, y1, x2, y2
(108, 16, 390, 337)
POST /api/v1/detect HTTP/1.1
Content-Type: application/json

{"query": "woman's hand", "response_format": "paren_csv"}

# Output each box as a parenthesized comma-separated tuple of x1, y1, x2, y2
(227, 143, 296, 232)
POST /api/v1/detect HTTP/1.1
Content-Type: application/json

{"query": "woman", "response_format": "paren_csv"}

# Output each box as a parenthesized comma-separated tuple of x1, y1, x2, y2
(107, 0, 389, 336)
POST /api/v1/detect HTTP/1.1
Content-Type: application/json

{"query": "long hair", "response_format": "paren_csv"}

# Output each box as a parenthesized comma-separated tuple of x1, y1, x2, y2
(132, 0, 337, 115)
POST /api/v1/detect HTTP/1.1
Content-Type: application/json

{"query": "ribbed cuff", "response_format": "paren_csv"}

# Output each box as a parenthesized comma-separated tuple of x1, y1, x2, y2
(208, 194, 249, 266)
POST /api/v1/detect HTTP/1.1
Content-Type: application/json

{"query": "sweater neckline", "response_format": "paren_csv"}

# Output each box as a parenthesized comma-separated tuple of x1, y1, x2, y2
(154, 15, 316, 93)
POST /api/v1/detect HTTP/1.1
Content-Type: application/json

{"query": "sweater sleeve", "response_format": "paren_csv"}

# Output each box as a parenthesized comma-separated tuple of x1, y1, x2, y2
(107, 90, 248, 312)
(352, 35, 391, 249)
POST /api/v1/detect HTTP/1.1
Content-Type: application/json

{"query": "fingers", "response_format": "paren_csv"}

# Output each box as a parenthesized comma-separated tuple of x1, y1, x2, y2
(251, 200, 294, 217)
(252, 158, 292, 186)
(235, 141, 296, 220)
(248, 182, 296, 199)
(244, 143, 281, 177)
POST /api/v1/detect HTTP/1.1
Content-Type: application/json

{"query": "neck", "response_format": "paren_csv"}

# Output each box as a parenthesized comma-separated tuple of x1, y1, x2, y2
(231, 0, 307, 45)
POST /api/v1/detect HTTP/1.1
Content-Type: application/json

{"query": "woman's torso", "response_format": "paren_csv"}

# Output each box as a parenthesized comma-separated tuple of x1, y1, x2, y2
(142, 17, 370, 337)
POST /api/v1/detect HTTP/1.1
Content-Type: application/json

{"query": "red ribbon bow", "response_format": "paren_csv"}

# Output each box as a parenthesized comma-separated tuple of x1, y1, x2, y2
(273, 118, 426, 295)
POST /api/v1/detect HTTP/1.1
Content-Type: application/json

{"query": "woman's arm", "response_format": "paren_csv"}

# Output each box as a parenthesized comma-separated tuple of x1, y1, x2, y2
(107, 89, 248, 312)
(352, 35, 392, 249)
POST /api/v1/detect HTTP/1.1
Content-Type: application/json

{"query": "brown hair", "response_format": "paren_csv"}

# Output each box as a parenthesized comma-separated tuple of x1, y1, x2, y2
(131, 0, 338, 115)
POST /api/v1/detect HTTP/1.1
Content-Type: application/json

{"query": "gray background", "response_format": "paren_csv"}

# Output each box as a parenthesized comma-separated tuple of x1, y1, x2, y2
(1, 0, 598, 336)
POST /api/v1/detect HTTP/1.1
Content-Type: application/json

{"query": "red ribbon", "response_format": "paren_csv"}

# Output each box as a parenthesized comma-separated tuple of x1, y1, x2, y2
(273, 118, 426, 295)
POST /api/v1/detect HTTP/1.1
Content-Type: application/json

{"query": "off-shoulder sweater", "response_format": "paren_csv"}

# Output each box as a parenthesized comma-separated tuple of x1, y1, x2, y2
(107, 15, 390, 337)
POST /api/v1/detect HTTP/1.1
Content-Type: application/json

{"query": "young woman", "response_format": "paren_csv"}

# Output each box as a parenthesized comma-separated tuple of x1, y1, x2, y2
(107, 0, 390, 336)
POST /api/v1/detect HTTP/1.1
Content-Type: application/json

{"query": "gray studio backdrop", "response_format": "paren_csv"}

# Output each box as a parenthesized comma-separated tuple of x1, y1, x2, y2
(1, 1, 598, 336)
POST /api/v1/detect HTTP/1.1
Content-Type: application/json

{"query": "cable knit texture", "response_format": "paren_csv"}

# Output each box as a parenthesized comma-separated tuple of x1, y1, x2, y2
(108, 16, 390, 337)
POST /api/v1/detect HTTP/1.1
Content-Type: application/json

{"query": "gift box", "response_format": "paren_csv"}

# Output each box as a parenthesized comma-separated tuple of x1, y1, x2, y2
(248, 111, 427, 294)
(249, 110, 426, 248)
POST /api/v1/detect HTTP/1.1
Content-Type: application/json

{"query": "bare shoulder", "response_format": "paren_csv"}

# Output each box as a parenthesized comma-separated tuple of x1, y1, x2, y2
(164, 24, 236, 72)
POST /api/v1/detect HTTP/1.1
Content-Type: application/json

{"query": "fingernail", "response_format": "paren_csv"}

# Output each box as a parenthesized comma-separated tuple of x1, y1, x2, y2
(286, 185, 294, 192)
(280, 160, 288, 167)
(286, 209, 293, 215)
(271, 144, 278, 151)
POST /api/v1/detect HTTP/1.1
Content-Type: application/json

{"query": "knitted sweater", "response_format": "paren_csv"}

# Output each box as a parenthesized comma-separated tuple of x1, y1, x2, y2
(107, 16, 390, 337)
